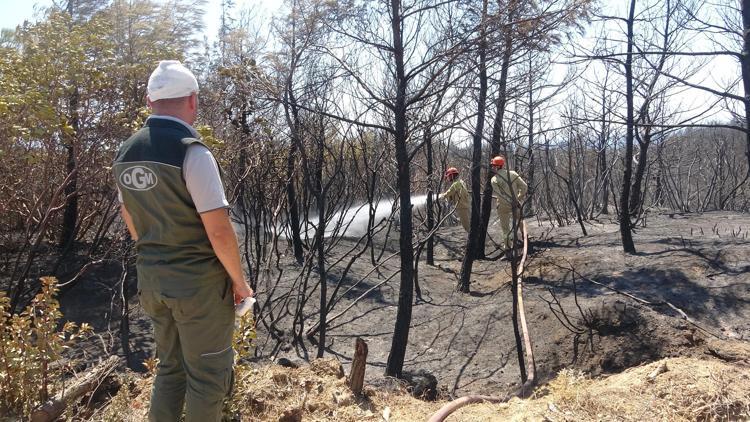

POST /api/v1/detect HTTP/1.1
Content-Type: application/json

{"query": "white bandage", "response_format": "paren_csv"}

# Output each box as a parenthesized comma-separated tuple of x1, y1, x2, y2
(147, 60, 199, 101)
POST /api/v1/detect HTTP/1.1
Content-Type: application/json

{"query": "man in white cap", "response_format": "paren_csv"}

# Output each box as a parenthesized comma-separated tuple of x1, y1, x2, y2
(113, 60, 253, 421)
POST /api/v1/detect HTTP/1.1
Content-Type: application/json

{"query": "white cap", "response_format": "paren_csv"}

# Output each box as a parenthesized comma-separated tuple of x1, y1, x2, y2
(147, 60, 199, 101)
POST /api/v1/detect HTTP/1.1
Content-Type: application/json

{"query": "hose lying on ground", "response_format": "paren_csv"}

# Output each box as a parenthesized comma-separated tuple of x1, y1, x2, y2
(428, 221, 535, 422)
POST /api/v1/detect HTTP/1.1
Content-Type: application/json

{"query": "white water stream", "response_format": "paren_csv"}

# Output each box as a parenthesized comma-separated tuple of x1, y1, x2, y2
(296, 194, 429, 239)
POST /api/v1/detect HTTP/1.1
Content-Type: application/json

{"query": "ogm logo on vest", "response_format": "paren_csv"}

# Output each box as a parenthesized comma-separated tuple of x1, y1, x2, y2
(120, 166, 158, 191)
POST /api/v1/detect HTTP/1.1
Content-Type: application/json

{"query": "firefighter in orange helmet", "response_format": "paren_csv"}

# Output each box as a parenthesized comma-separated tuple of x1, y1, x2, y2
(490, 156, 527, 250)
(438, 167, 471, 232)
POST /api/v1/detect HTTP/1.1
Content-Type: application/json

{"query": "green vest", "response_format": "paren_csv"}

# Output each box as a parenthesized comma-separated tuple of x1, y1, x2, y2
(113, 118, 227, 291)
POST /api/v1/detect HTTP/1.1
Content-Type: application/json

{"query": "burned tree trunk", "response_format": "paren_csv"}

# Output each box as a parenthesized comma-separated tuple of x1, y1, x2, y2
(718, 0, 750, 207)
(477, 0, 515, 258)
(629, 131, 651, 218)
(315, 121, 327, 359)
(425, 124, 435, 266)
(525, 54, 536, 218)
(510, 257, 527, 382)
(284, 85, 305, 265)
(286, 140, 304, 265)
(619, 0, 637, 254)
(597, 82, 610, 215)
(385, 0, 415, 378)
(31, 356, 121, 422)
(742, 0, 750, 176)
(60, 89, 79, 251)
(458, 0, 489, 293)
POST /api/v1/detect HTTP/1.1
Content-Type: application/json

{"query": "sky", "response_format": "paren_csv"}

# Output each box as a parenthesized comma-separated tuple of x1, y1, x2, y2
(0, 0, 284, 36)
(202, 0, 283, 40)
(0, 0, 739, 126)
(0, 0, 48, 31)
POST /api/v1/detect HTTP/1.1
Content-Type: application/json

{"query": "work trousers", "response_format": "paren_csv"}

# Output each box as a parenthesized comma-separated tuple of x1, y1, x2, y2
(496, 203, 521, 249)
(139, 279, 235, 422)
(456, 206, 471, 232)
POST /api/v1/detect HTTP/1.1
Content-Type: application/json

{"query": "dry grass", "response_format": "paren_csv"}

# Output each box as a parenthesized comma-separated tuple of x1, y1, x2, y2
(96, 355, 750, 421)
(229, 358, 441, 421)
(449, 357, 750, 422)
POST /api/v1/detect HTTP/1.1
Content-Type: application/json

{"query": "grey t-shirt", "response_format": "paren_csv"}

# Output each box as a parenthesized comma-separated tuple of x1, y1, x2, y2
(183, 144, 229, 213)
(117, 116, 228, 213)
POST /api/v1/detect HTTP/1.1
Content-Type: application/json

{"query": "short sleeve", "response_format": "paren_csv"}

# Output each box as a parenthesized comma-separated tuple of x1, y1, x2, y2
(183, 144, 230, 213)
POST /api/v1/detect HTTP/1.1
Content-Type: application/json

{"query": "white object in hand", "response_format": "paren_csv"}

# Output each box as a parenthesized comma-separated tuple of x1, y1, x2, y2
(235, 297, 256, 317)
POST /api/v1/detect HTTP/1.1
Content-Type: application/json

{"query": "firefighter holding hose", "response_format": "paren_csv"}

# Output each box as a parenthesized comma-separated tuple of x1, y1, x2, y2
(438, 167, 471, 232)
(490, 155, 527, 250)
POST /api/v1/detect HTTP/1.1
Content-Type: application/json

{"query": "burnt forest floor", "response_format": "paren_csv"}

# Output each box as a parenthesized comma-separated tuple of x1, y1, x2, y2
(59, 210, 750, 398)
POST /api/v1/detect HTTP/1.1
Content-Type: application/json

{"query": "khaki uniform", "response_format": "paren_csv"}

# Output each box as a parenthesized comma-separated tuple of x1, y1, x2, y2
(139, 283, 234, 421)
(491, 169, 527, 249)
(114, 118, 233, 422)
(440, 179, 471, 232)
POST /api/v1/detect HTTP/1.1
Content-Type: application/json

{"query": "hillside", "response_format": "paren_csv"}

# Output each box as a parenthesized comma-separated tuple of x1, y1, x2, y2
(96, 351, 750, 421)
(55, 211, 750, 420)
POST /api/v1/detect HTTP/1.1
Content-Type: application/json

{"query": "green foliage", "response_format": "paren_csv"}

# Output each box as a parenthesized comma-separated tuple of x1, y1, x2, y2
(0, 1, 206, 307)
(196, 124, 225, 150)
(232, 308, 256, 363)
(224, 310, 257, 417)
(0, 277, 92, 418)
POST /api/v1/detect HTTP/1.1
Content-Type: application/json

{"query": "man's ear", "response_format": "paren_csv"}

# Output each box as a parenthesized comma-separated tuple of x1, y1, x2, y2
(190, 93, 198, 111)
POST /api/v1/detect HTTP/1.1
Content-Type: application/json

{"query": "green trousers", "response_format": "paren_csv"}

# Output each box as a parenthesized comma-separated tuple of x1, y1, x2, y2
(140, 279, 235, 422)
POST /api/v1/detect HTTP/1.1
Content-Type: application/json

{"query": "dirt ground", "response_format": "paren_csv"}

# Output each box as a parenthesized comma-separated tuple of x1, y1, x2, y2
(248, 211, 749, 397)
(59, 211, 750, 403)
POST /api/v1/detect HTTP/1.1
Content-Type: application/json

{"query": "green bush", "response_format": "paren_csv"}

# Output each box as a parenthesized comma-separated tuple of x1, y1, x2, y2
(0, 277, 91, 418)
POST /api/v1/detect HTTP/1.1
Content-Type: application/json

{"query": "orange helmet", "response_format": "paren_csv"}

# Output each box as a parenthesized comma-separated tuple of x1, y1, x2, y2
(444, 167, 459, 179)
(491, 155, 505, 168)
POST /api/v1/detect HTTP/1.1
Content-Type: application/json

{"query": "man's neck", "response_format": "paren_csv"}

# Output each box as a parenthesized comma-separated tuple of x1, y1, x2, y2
(151, 112, 193, 125)
(148, 114, 199, 137)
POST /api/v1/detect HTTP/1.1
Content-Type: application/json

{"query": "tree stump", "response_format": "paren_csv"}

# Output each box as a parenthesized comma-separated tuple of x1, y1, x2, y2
(348, 338, 368, 395)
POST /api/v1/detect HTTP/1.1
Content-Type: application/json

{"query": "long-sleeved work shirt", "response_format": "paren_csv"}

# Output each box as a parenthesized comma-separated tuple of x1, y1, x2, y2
(491, 169, 527, 206)
(442, 179, 470, 209)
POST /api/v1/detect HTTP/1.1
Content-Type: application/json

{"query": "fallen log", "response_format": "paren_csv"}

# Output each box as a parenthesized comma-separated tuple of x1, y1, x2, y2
(31, 355, 121, 422)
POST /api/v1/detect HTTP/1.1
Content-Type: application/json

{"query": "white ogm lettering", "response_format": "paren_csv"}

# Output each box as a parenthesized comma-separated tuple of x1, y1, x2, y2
(120, 166, 158, 191)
